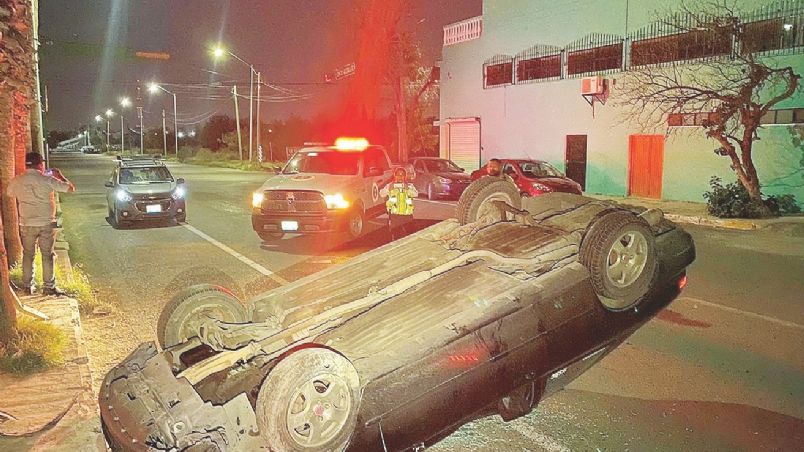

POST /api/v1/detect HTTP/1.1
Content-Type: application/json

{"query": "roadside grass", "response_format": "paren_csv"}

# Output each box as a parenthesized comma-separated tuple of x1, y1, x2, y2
(0, 315, 66, 375)
(10, 254, 111, 316)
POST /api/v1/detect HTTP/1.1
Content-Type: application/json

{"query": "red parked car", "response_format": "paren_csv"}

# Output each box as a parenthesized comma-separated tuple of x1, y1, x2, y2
(471, 159, 583, 196)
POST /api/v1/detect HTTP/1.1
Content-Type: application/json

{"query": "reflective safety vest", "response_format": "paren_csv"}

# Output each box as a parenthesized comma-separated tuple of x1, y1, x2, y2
(386, 183, 415, 216)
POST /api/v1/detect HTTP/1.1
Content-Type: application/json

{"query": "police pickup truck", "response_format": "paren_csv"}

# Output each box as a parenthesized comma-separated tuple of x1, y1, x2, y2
(251, 138, 395, 242)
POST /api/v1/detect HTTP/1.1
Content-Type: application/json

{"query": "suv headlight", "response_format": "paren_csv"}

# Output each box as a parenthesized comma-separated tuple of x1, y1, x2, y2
(532, 182, 552, 192)
(115, 189, 132, 202)
(171, 186, 186, 200)
(252, 191, 265, 208)
(324, 193, 350, 209)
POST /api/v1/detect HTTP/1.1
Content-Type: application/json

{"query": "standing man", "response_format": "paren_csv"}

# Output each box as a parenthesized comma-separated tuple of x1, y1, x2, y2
(6, 152, 75, 296)
(381, 167, 418, 240)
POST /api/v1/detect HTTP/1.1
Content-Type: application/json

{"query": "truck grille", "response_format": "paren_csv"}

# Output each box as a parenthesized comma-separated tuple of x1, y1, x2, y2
(262, 191, 326, 214)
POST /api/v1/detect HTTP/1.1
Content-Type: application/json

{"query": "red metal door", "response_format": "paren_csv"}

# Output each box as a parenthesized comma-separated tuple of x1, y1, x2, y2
(628, 135, 664, 199)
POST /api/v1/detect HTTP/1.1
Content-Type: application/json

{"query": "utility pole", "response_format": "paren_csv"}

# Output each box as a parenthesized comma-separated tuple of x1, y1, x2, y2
(232, 85, 243, 160)
(172, 92, 178, 156)
(255, 72, 262, 163)
(162, 109, 167, 157)
(120, 114, 125, 152)
(31, 0, 45, 155)
(138, 106, 144, 154)
(106, 119, 110, 152)
(248, 67, 254, 161)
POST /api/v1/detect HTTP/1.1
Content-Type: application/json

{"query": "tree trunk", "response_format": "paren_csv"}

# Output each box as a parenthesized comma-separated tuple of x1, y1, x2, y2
(0, 88, 23, 265)
(0, 203, 18, 345)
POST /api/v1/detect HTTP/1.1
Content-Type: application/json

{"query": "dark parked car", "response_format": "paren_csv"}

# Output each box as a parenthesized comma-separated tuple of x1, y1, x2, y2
(100, 178, 694, 451)
(471, 159, 583, 196)
(410, 157, 471, 199)
(104, 156, 187, 228)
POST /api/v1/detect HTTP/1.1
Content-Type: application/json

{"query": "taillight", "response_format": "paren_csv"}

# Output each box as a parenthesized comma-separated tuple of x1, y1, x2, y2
(678, 274, 688, 290)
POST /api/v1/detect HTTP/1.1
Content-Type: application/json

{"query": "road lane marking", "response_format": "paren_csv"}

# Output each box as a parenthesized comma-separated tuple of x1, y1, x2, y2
(418, 199, 457, 207)
(678, 296, 804, 331)
(182, 224, 289, 285)
(509, 421, 571, 452)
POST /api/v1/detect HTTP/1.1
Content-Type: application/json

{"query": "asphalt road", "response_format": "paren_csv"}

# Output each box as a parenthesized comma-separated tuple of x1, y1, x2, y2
(49, 153, 804, 451)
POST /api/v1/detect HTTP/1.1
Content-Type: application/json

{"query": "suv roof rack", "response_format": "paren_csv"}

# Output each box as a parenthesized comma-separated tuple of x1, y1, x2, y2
(116, 154, 165, 166)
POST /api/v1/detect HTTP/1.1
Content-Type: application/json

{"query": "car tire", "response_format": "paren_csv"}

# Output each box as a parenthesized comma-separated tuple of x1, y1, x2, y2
(113, 208, 128, 229)
(258, 232, 284, 242)
(346, 206, 364, 239)
(579, 210, 657, 311)
(255, 348, 361, 452)
(456, 177, 522, 225)
(156, 284, 248, 349)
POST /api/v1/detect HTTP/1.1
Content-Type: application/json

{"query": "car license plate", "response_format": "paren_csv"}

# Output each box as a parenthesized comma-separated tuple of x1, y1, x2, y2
(281, 220, 299, 231)
(146, 204, 162, 213)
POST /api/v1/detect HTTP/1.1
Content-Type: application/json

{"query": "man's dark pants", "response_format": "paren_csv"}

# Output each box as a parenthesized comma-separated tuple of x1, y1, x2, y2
(388, 214, 413, 240)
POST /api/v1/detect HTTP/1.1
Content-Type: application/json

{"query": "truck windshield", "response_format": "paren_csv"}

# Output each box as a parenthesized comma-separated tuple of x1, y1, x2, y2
(282, 151, 361, 176)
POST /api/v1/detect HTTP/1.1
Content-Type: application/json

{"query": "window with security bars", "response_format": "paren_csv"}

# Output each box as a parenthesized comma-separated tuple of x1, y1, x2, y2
(744, 17, 803, 53)
(759, 108, 804, 124)
(667, 112, 720, 126)
(484, 62, 513, 88)
(516, 54, 561, 82)
(631, 29, 731, 66)
(567, 43, 623, 75)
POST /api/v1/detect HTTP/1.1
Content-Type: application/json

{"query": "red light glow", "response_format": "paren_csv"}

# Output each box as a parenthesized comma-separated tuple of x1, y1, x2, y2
(678, 274, 688, 290)
(334, 137, 370, 151)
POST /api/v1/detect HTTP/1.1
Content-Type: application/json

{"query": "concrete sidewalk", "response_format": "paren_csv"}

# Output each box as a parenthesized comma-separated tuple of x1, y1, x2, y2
(587, 194, 804, 231)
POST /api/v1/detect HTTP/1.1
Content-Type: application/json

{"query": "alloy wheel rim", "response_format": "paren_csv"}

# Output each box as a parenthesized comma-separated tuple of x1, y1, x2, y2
(606, 231, 648, 288)
(286, 373, 352, 447)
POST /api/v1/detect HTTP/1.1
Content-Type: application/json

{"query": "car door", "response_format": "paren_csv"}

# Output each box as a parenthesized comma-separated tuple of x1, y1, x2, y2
(105, 168, 118, 209)
(362, 148, 391, 213)
(412, 160, 427, 193)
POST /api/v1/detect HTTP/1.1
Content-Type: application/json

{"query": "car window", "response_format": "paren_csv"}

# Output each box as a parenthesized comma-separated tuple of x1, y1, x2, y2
(424, 159, 462, 173)
(119, 166, 174, 184)
(363, 149, 389, 174)
(503, 164, 518, 176)
(518, 162, 563, 178)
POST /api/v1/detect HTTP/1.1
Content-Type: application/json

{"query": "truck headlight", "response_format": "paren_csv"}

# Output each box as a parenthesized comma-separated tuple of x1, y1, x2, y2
(324, 193, 350, 209)
(171, 186, 186, 200)
(115, 189, 132, 202)
(252, 192, 265, 208)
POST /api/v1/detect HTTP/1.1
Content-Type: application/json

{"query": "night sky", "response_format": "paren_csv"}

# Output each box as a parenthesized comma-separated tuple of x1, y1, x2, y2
(39, 0, 482, 131)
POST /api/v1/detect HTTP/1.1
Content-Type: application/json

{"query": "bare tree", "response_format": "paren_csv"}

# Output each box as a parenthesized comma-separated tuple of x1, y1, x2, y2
(619, 1, 801, 216)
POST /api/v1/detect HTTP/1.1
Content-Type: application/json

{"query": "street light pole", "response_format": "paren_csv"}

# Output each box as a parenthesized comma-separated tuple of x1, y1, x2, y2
(120, 114, 125, 152)
(232, 85, 243, 160)
(172, 92, 178, 156)
(256, 71, 262, 163)
(138, 106, 144, 154)
(162, 109, 167, 157)
(249, 67, 254, 162)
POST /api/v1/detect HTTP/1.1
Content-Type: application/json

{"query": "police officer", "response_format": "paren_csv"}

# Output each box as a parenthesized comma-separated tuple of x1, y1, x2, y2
(6, 152, 75, 296)
(380, 167, 418, 240)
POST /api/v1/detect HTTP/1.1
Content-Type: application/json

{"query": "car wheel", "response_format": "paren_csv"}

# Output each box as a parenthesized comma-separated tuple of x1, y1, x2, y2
(579, 210, 657, 311)
(258, 232, 284, 242)
(156, 284, 248, 349)
(255, 348, 361, 452)
(346, 207, 364, 239)
(456, 177, 522, 225)
(113, 208, 128, 229)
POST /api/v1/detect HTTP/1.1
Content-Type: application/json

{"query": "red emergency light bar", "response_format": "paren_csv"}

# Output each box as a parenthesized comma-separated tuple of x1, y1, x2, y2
(334, 137, 369, 151)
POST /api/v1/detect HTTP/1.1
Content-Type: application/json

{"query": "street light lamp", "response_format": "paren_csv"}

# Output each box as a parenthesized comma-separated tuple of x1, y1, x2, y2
(212, 44, 257, 161)
(147, 82, 179, 156)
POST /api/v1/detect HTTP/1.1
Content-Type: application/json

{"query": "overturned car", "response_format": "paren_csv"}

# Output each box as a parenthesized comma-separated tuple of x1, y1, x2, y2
(100, 177, 695, 451)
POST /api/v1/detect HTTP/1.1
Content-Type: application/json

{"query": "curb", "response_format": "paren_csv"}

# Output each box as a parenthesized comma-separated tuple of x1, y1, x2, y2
(664, 214, 759, 231)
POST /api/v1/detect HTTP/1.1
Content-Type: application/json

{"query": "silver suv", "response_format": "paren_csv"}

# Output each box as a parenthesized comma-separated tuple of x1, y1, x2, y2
(105, 156, 187, 228)
(251, 139, 393, 241)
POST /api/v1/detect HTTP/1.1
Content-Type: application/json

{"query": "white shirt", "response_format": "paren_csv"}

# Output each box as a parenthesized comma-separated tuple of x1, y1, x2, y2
(6, 169, 71, 227)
